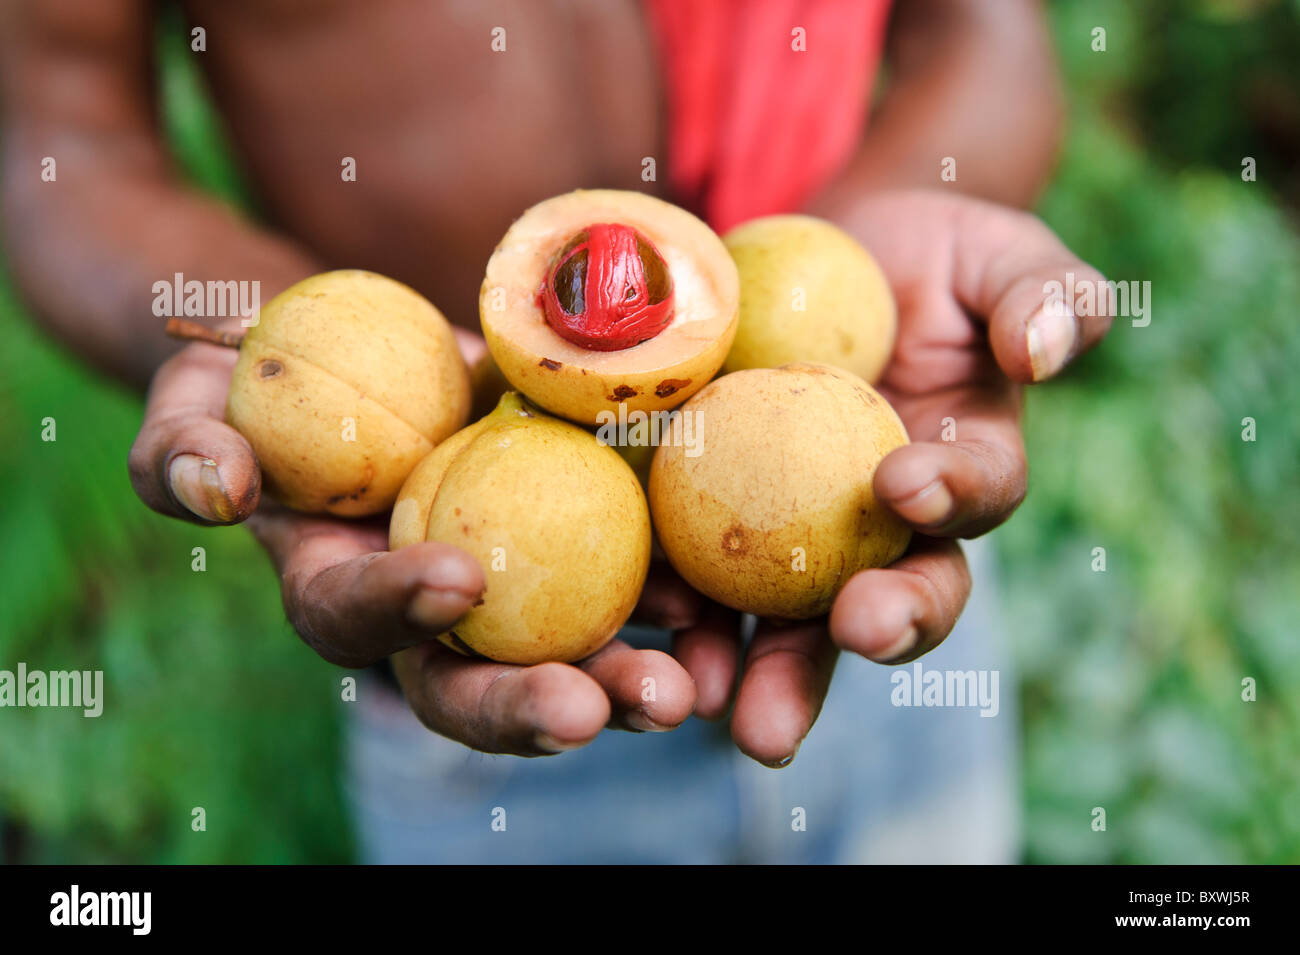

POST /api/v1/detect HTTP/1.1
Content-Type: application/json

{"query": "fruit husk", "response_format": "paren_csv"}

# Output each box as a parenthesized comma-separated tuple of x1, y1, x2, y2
(722, 215, 896, 384)
(649, 363, 911, 619)
(223, 270, 470, 516)
(391, 392, 652, 664)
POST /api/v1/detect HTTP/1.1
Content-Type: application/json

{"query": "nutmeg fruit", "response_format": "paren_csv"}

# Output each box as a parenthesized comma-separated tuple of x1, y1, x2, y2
(390, 392, 651, 664)
(649, 363, 911, 619)
(224, 270, 470, 516)
(722, 215, 896, 383)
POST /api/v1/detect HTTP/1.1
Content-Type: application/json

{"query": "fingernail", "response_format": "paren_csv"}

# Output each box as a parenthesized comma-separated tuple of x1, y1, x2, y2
(408, 586, 477, 630)
(764, 742, 801, 770)
(625, 711, 670, 733)
(534, 732, 585, 753)
(895, 479, 954, 527)
(1026, 305, 1077, 381)
(168, 454, 235, 522)
(875, 625, 920, 663)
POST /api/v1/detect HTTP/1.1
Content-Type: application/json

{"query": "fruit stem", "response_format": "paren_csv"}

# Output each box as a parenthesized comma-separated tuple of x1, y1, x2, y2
(492, 391, 533, 418)
(164, 318, 246, 349)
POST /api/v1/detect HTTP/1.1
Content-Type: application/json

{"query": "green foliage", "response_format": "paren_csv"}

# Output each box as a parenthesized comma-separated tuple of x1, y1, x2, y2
(1003, 0, 1300, 862)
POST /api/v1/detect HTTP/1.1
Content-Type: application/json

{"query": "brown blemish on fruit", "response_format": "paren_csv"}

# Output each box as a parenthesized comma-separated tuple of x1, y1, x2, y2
(258, 359, 283, 378)
(326, 485, 369, 506)
(323, 464, 374, 506)
(856, 386, 879, 407)
(609, 384, 638, 401)
(722, 526, 747, 555)
(539, 358, 562, 370)
(654, 378, 691, 398)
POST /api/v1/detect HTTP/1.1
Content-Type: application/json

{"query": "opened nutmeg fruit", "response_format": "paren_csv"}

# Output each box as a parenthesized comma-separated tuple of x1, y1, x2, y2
(480, 189, 739, 426)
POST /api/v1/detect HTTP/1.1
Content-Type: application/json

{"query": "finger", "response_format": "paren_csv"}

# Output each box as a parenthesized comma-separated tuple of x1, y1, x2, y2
(128, 344, 261, 524)
(578, 639, 696, 732)
(874, 413, 1026, 538)
(631, 561, 704, 630)
(828, 538, 970, 664)
(952, 201, 1115, 382)
(671, 603, 743, 720)
(249, 509, 484, 668)
(730, 620, 837, 768)
(394, 643, 611, 756)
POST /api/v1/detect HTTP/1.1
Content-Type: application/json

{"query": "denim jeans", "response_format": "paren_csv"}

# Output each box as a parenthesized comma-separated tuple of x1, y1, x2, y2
(345, 538, 1019, 863)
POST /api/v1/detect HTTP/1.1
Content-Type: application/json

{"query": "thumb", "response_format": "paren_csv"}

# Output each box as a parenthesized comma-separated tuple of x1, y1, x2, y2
(128, 344, 261, 524)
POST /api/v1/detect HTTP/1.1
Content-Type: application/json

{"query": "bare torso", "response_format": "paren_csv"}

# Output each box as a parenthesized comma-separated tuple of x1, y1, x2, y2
(184, 0, 666, 327)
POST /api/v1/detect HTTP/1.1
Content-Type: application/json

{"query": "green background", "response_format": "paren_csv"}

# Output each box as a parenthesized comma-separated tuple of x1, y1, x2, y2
(1, 0, 1297, 863)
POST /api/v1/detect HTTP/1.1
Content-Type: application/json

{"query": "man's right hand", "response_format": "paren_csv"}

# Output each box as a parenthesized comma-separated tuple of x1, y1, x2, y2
(127, 333, 700, 756)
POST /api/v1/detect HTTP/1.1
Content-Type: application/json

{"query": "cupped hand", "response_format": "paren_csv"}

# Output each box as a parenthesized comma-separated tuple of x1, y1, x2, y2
(669, 189, 1114, 766)
(128, 328, 698, 756)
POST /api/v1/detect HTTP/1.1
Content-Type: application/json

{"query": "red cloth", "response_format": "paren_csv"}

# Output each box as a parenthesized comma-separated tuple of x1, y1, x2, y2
(646, 0, 893, 233)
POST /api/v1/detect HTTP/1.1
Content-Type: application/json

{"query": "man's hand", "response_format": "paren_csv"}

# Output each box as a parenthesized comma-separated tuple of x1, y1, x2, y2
(127, 329, 698, 756)
(670, 189, 1115, 766)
